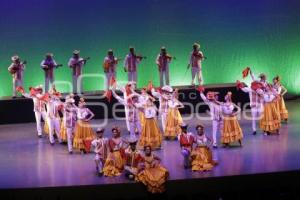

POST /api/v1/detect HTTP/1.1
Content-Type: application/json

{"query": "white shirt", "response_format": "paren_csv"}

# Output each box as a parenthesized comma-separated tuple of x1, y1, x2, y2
(200, 92, 222, 121)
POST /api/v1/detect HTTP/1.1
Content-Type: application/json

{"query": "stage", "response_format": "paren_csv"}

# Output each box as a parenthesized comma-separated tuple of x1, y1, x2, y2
(1, 100, 300, 199)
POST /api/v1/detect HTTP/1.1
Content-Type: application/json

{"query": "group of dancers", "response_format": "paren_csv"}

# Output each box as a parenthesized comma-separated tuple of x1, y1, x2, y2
(11, 43, 289, 193)
(8, 43, 205, 97)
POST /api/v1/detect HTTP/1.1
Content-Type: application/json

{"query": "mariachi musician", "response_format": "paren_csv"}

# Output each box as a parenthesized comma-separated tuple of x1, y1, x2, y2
(124, 46, 146, 83)
(156, 47, 174, 87)
(40, 53, 62, 92)
(187, 43, 206, 86)
(8, 55, 26, 98)
(68, 50, 90, 94)
(103, 49, 120, 90)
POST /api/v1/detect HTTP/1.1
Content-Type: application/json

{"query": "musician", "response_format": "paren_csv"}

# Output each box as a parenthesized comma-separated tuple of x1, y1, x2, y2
(188, 43, 205, 86)
(40, 53, 61, 92)
(124, 46, 144, 83)
(8, 55, 25, 98)
(103, 49, 118, 90)
(68, 50, 88, 94)
(156, 47, 172, 87)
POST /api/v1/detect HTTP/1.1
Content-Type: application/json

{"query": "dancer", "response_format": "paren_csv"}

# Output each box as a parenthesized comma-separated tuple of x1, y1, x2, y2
(191, 124, 218, 171)
(73, 98, 95, 153)
(220, 92, 243, 147)
(64, 94, 77, 154)
(239, 81, 264, 135)
(8, 55, 26, 98)
(68, 50, 89, 94)
(138, 87, 150, 128)
(156, 47, 173, 87)
(46, 86, 63, 145)
(40, 53, 62, 92)
(272, 76, 288, 122)
(187, 43, 205, 86)
(124, 46, 145, 82)
(151, 85, 173, 133)
(136, 146, 169, 194)
(164, 89, 184, 140)
(21, 85, 47, 138)
(91, 128, 108, 176)
(124, 138, 143, 180)
(103, 49, 119, 90)
(178, 124, 194, 169)
(103, 127, 127, 177)
(138, 97, 162, 149)
(112, 89, 142, 139)
(260, 84, 281, 135)
(199, 90, 222, 148)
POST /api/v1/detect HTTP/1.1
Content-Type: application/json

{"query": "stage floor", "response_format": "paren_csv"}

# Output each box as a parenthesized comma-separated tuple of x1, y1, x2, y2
(1, 100, 300, 189)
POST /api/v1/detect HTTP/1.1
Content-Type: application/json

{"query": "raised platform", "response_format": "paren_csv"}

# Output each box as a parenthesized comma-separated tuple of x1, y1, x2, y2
(1, 100, 300, 199)
(0, 83, 250, 124)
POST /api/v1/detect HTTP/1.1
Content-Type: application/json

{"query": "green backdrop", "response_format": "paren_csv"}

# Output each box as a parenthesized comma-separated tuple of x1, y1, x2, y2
(1, 0, 300, 97)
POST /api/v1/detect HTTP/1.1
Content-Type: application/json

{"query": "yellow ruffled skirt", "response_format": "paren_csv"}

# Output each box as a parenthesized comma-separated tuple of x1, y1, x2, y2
(138, 118, 162, 149)
(44, 121, 49, 135)
(136, 165, 169, 193)
(103, 151, 125, 177)
(221, 116, 243, 144)
(191, 146, 217, 171)
(73, 120, 95, 149)
(277, 97, 288, 120)
(164, 108, 183, 139)
(260, 102, 281, 133)
(139, 112, 146, 128)
(60, 122, 67, 142)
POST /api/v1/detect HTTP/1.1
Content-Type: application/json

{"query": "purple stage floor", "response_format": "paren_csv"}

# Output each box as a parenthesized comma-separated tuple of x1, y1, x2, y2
(1, 100, 300, 189)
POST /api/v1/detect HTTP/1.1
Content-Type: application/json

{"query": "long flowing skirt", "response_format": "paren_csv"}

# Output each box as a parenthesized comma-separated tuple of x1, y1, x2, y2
(60, 122, 67, 142)
(103, 151, 125, 177)
(164, 108, 183, 139)
(73, 120, 95, 150)
(278, 97, 288, 120)
(221, 116, 243, 144)
(138, 118, 162, 149)
(191, 146, 218, 171)
(136, 165, 169, 193)
(139, 112, 146, 129)
(260, 102, 281, 133)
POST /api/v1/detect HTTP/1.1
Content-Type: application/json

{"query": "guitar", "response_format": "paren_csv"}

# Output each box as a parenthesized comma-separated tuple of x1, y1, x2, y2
(9, 61, 27, 74)
(42, 64, 63, 70)
(103, 57, 122, 72)
(71, 57, 90, 66)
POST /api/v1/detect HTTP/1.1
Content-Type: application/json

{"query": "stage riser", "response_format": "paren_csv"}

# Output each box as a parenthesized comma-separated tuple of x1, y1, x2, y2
(0, 85, 249, 124)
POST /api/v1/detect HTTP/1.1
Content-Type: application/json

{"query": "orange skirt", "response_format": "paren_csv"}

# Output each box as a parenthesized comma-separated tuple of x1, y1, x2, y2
(60, 122, 67, 142)
(139, 112, 146, 128)
(44, 121, 49, 135)
(221, 116, 243, 144)
(103, 151, 125, 177)
(138, 118, 162, 149)
(191, 146, 217, 171)
(136, 165, 169, 193)
(164, 108, 183, 139)
(73, 120, 95, 149)
(260, 102, 281, 133)
(277, 97, 288, 120)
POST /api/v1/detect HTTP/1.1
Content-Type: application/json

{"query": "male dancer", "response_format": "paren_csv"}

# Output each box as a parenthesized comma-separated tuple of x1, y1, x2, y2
(91, 128, 108, 176)
(178, 124, 194, 168)
(199, 90, 221, 148)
